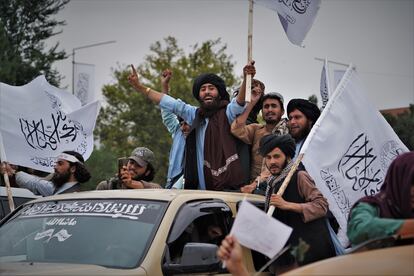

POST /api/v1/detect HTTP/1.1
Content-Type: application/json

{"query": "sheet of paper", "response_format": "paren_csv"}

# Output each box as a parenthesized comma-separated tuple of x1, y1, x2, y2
(231, 200, 292, 259)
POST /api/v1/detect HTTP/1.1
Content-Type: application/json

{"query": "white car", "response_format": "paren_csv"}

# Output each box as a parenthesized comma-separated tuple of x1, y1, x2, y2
(0, 186, 39, 220)
(0, 189, 271, 275)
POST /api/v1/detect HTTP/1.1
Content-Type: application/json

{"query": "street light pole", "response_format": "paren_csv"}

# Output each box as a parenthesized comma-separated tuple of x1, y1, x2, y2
(72, 40, 116, 94)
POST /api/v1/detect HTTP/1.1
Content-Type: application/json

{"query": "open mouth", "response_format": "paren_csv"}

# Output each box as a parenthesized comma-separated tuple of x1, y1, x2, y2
(203, 97, 213, 103)
(270, 166, 280, 171)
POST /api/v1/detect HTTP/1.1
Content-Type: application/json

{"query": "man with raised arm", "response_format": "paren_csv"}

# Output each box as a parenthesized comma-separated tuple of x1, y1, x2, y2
(128, 63, 253, 191)
(159, 69, 190, 189)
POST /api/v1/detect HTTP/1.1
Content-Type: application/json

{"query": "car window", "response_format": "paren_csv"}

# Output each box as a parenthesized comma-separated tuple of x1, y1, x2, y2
(0, 199, 5, 220)
(1, 197, 36, 219)
(164, 200, 232, 266)
(0, 187, 39, 220)
(0, 199, 168, 268)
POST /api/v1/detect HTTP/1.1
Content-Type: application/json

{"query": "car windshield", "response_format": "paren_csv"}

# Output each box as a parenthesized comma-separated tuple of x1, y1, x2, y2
(0, 198, 167, 268)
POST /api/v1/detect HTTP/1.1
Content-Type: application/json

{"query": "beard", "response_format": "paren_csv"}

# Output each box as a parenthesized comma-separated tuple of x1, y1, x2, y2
(263, 112, 281, 125)
(266, 159, 289, 176)
(131, 171, 146, 181)
(51, 169, 71, 188)
(200, 97, 220, 111)
(264, 118, 279, 125)
(294, 124, 312, 141)
(290, 121, 313, 141)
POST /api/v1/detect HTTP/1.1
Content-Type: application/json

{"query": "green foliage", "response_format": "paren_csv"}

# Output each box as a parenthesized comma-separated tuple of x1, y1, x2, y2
(82, 145, 118, 191)
(383, 104, 414, 150)
(96, 36, 238, 186)
(0, 0, 68, 86)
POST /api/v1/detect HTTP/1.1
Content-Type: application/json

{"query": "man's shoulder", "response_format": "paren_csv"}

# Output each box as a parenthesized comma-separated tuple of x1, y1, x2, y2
(297, 169, 311, 178)
(227, 98, 245, 109)
(161, 94, 196, 108)
(296, 170, 317, 186)
(96, 177, 118, 190)
(141, 180, 162, 189)
(247, 122, 264, 129)
(253, 123, 269, 132)
(237, 122, 264, 131)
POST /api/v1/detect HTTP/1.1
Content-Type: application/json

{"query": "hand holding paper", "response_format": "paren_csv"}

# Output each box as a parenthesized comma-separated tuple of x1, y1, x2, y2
(231, 200, 292, 259)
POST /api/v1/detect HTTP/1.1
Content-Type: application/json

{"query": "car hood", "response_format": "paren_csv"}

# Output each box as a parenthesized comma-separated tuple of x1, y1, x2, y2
(281, 245, 414, 275)
(0, 262, 147, 276)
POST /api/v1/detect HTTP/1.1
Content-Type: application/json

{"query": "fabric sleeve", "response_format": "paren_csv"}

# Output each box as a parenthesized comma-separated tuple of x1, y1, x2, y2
(15, 171, 54, 196)
(226, 98, 246, 124)
(347, 202, 404, 246)
(95, 180, 110, 190)
(141, 180, 162, 189)
(296, 171, 328, 223)
(159, 94, 197, 125)
(161, 107, 179, 135)
(230, 119, 256, 145)
(171, 175, 185, 189)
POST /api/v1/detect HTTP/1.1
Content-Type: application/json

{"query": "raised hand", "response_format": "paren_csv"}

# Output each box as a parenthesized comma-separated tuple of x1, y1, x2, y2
(217, 235, 249, 276)
(243, 60, 256, 78)
(161, 69, 172, 93)
(127, 64, 142, 92)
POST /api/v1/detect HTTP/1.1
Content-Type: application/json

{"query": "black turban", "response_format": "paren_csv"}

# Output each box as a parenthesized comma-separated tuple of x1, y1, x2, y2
(287, 99, 321, 123)
(192, 73, 229, 102)
(259, 134, 296, 158)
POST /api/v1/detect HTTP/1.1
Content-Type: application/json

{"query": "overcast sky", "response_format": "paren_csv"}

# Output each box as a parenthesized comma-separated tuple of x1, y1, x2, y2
(48, 0, 414, 110)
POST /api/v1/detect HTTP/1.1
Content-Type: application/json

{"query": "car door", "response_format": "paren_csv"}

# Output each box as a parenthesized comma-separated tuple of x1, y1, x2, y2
(162, 199, 232, 275)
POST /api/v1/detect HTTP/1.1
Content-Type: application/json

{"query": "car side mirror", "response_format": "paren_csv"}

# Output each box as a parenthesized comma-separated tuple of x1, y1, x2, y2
(162, 243, 223, 274)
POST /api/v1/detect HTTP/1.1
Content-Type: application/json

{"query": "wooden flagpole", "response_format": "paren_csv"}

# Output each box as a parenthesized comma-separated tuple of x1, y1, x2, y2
(245, 0, 253, 102)
(0, 132, 15, 211)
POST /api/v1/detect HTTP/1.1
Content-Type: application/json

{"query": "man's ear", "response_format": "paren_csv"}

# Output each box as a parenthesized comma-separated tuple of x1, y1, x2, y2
(144, 169, 150, 177)
(70, 166, 76, 174)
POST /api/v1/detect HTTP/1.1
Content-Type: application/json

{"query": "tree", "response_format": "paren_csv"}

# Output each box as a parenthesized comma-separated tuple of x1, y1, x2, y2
(0, 0, 69, 86)
(383, 104, 414, 150)
(83, 145, 118, 191)
(95, 36, 238, 186)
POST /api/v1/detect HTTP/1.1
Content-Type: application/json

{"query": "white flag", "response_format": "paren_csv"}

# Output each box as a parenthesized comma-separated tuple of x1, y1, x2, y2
(0, 76, 100, 172)
(74, 62, 95, 106)
(255, 0, 321, 46)
(333, 69, 345, 91)
(320, 58, 330, 108)
(301, 66, 408, 245)
(231, 200, 292, 259)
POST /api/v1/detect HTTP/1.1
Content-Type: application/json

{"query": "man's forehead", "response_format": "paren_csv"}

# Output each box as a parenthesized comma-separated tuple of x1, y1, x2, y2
(269, 147, 283, 153)
(56, 158, 70, 164)
(288, 108, 306, 117)
(263, 98, 281, 105)
(200, 83, 216, 88)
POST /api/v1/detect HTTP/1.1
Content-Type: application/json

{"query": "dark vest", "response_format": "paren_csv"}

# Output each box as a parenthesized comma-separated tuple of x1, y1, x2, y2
(54, 183, 81, 194)
(273, 172, 335, 266)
